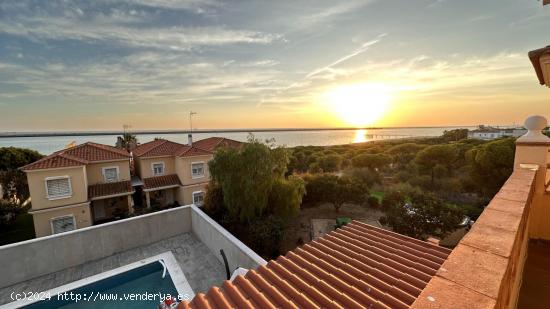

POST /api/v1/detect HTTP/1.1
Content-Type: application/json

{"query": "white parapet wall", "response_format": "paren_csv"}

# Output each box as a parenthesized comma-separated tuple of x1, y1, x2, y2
(0, 204, 266, 290)
(190, 205, 267, 271)
(0, 205, 193, 288)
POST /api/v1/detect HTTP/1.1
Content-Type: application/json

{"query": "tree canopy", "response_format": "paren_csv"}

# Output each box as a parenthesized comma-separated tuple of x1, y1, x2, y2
(0, 147, 43, 202)
(385, 143, 426, 167)
(208, 135, 293, 223)
(304, 174, 368, 212)
(351, 153, 392, 170)
(268, 176, 306, 219)
(0, 147, 43, 170)
(441, 129, 469, 142)
(466, 138, 515, 196)
(414, 144, 457, 184)
(381, 190, 464, 239)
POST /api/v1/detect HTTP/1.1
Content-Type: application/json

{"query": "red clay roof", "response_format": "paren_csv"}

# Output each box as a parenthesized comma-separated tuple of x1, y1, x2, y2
(142, 174, 182, 190)
(177, 146, 212, 157)
(88, 181, 133, 200)
(193, 137, 243, 152)
(21, 142, 130, 171)
(133, 139, 212, 158)
(179, 221, 451, 309)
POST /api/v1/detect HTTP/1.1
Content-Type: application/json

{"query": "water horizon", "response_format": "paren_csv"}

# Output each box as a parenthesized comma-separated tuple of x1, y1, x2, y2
(0, 127, 481, 155)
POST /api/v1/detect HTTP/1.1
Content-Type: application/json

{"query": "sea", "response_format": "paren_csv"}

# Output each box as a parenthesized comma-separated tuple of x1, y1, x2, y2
(0, 127, 476, 155)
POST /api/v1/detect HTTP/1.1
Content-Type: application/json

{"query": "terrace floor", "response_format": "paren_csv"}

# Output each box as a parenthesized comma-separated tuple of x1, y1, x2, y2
(518, 240, 550, 309)
(0, 233, 225, 306)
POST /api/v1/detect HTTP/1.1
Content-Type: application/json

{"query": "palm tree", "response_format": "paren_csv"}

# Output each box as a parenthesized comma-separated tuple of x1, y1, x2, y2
(116, 125, 138, 151)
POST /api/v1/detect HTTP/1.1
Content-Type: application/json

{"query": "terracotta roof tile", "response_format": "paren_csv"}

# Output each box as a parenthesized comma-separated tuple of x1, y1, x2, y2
(133, 139, 212, 158)
(142, 174, 182, 190)
(21, 142, 130, 171)
(176, 146, 212, 157)
(193, 137, 243, 152)
(133, 139, 187, 157)
(179, 221, 450, 309)
(88, 181, 133, 200)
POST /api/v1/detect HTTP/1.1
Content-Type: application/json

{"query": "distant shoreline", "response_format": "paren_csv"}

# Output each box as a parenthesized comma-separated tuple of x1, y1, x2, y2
(0, 125, 477, 138)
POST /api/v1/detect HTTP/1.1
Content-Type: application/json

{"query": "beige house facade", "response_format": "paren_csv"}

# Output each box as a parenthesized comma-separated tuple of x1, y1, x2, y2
(132, 139, 220, 209)
(22, 137, 241, 238)
(22, 143, 134, 237)
(132, 137, 242, 209)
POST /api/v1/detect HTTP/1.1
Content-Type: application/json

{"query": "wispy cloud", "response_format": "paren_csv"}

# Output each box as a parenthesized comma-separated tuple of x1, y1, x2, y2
(297, 0, 376, 27)
(307, 33, 387, 78)
(0, 17, 283, 51)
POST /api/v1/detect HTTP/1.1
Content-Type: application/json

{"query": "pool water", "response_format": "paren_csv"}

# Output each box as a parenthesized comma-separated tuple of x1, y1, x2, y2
(25, 262, 179, 309)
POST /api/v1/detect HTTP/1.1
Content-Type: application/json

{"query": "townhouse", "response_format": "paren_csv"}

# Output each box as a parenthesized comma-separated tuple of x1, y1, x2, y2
(21, 143, 134, 237)
(21, 137, 242, 237)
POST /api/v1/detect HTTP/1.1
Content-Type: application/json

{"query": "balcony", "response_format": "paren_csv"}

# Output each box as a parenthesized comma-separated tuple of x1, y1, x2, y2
(411, 116, 550, 309)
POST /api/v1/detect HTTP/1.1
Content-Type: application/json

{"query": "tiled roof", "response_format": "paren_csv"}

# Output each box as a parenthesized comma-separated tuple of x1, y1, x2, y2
(88, 181, 133, 200)
(133, 139, 187, 157)
(142, 174, 182, 190)
(176, 146, 212, 157)
(179, 221, 451, 309)
(133, 139, 212, 158)
(21, 142, 130, 171)
(193, 137, 243, 152)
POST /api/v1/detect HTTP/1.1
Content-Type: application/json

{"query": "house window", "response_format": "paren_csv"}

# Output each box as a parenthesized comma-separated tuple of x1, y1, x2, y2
(51, 215, 76, 234)
(152, 162, 165, 176)
(191, 162, 205, 178)
(45, 177, 72, 199)
(102, 166, 119, 182)
(193, 191, 205, 206)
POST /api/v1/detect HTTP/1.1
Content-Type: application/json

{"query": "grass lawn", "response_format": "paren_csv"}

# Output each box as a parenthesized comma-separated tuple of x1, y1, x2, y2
(0, 213, 35, 245)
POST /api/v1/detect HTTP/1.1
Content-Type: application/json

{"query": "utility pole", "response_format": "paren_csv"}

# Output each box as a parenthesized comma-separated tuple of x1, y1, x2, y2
(189, 111, 197, 131)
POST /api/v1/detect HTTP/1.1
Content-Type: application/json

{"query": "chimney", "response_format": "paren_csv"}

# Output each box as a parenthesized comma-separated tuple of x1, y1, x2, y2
(188, 133, 193, 146)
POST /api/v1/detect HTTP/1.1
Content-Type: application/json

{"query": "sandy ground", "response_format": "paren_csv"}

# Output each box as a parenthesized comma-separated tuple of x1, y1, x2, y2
(280, 203, 385, 254)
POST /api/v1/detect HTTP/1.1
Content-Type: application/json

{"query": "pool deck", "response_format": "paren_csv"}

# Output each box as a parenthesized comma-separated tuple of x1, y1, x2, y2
(0, 233, 225, 305)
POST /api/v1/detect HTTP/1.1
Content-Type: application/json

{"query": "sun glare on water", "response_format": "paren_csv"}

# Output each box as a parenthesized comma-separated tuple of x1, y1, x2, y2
(322, 83, 393, 127)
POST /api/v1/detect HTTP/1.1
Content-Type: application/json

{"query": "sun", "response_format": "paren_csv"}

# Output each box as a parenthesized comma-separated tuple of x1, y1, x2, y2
(322, 83, 393, 127)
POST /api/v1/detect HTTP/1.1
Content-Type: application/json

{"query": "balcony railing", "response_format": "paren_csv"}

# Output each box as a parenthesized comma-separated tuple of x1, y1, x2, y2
(412, 115, 550, 309)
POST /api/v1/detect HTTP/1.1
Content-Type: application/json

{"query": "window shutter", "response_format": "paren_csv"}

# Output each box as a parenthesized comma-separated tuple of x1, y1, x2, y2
(47, 178, 71, 198)
(52, 216, 75, 234)
(104, 168, 118, 182)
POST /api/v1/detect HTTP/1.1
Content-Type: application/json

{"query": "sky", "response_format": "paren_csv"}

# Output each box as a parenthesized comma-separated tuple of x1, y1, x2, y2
(0, 0, 549, 131)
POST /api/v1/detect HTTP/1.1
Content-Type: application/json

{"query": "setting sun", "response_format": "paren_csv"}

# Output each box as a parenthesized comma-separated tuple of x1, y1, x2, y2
(322, 83, 393, 127)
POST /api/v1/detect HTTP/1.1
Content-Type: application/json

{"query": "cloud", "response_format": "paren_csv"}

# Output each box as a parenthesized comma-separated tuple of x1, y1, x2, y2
(0, 17, 283, 51)
(296, 0, 376, 28)
(118, 0, 221, 11)
(0, 1, 283, 50)
(0, 51, 291, 107)
(255, 51, 534, 112)
(307, 33, 387, 78)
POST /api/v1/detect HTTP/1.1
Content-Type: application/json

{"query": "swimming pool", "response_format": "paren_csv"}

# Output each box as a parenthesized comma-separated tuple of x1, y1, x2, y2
(4, 253, 194, 309)
(25, 262, 177, 309)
